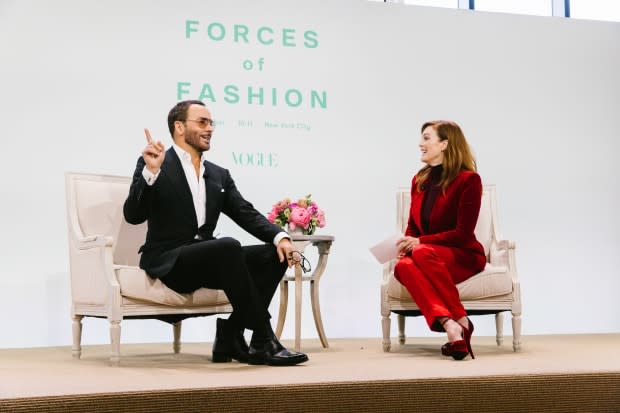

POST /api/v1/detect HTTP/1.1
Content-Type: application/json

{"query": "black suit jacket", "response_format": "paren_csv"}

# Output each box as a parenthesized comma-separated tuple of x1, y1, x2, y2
(123, 148, 282, 278)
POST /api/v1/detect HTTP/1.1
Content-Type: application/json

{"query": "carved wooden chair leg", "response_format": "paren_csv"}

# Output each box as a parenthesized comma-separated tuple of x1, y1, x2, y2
(495, 312, 504, 346)
(512, 312, 522, 352)
(381, 312, 392, 352)
(173, 321, 182, 354)
(398, 314, 406, 345)
(72, 314, 83, 359)
(109, 320, 121, 366)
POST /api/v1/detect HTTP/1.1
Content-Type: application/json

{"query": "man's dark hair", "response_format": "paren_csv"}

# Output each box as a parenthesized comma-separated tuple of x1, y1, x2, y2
(167, 100, 205, 136)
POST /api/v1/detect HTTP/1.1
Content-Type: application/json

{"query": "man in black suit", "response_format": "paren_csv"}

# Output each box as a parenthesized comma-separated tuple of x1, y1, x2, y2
(123, 100, 308, 366)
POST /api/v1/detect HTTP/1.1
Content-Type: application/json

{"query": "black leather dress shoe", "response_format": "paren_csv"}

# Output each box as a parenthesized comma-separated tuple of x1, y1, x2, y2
(248, 338, 309, 366)
(212, 318, 250, 363)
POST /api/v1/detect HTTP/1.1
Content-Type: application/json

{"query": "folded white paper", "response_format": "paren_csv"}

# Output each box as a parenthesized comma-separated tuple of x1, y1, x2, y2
(369, 233, 402, 264)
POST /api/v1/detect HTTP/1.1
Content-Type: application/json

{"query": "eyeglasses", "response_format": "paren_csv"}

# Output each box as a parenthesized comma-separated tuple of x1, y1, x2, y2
(184, 118, 215, 128)
(287, 251, 311, 274)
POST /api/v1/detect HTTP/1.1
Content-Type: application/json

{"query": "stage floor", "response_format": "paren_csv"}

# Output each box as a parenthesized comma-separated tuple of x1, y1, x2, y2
(2, 333, 619, 400)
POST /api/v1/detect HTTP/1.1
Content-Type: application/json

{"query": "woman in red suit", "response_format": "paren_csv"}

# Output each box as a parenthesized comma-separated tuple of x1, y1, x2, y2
(395, 120, 486, 360)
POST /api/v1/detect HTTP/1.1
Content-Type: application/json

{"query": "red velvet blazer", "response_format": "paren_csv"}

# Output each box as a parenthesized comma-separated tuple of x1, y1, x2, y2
(406, 170, 486, 269)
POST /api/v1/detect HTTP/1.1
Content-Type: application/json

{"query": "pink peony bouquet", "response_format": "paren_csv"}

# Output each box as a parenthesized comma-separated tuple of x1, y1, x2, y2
(267, 194, 326, 235)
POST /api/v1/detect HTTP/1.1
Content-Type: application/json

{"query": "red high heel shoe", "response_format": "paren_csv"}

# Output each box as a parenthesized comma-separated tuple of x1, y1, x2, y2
(441, 318, 475, 360)
(461, 317, 475, 359)
(443, 340, 469, 360)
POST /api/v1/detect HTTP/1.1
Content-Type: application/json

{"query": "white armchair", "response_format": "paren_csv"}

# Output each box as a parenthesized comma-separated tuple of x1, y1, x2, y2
(65, 172, 232, 364)
(381, 185, 522, 352)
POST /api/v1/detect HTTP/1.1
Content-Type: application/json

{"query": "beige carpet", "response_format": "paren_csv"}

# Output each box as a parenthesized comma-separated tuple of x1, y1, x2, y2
(1, 334, 619, 412)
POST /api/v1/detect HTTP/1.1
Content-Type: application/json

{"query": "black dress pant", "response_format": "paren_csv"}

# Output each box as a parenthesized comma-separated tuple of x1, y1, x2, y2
(161, 237, 287, 334)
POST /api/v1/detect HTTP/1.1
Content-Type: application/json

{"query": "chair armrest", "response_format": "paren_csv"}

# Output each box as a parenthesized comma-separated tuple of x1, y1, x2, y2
(490, 239, 519, 282)
(69, 234, 119, 306)
(382, 259, 396, 284)
(496, 239, 516, 251)
(76, 235, 114, 250)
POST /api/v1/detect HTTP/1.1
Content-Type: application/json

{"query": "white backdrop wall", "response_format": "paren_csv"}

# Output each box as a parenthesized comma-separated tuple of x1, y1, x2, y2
(0, 0, 618, 348)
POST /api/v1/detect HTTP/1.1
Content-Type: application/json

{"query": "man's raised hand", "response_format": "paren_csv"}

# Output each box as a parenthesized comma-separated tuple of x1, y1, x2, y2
(142, 128, 165, 174)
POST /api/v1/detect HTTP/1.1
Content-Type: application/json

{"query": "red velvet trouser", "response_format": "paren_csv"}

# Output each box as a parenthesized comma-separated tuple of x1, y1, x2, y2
(394, 244, 483, 332)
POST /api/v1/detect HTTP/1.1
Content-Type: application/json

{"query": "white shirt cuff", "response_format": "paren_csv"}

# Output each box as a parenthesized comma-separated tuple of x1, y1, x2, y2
(273, 231, 290, 247)
(142, 166, 160, 186)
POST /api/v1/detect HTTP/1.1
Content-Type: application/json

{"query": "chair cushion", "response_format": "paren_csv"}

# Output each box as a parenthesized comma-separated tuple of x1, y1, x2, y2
(115, 266, 229, 307)
(387, 263, 512, 301)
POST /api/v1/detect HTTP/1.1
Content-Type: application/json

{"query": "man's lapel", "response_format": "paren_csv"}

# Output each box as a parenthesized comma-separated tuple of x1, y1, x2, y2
(203, 161, 223, 226)
(162, 148, 198, 228)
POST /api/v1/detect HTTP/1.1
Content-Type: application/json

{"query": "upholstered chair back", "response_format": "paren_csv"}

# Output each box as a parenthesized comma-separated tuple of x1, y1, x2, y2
(72, 176, 145, 266)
